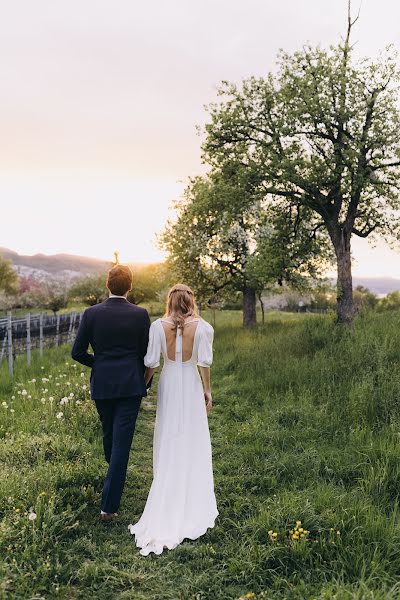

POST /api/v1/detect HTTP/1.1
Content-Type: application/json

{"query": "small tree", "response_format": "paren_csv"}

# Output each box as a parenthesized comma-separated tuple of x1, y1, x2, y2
(203, 4, 400, 324)
(0, 255, 19, 295)
(377, 290, 400, 312)
(128, 263, 171, 306)
(353, 285, 378, 311)
(41, 280, 70, 314)
(69, 274, 107, 306)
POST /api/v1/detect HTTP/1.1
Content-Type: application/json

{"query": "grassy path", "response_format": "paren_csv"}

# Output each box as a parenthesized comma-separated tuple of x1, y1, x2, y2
(2, 311, 400, 598)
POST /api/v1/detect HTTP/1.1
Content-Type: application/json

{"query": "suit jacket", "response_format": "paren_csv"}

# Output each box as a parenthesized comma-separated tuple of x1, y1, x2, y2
(71, 298, 151, 400)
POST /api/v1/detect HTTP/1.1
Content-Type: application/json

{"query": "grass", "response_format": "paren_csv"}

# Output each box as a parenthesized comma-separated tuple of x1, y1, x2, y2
(1, 309, 400, 599)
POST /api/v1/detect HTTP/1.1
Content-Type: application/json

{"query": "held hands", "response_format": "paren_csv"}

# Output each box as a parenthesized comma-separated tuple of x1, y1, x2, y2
(204, 390, 212, 416)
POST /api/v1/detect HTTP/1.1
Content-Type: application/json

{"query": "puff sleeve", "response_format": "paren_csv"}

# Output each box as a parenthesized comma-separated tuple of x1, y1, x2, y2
(197, 321, 214, 367)
(144, 321, 161, 368)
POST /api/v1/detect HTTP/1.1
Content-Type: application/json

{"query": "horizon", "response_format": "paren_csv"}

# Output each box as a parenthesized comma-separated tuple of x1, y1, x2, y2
(5, 244, 400, 282)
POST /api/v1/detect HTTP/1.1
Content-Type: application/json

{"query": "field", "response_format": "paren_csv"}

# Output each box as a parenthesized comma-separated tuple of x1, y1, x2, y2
(1, 310, 400, 599)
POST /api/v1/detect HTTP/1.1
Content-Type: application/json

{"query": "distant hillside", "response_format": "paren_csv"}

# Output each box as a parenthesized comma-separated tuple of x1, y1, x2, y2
(0, 247, 110, 277)
(352, 276, 400, 296)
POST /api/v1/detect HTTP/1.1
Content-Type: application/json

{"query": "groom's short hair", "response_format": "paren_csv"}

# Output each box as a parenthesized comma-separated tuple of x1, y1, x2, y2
(107, 264, 133, 296)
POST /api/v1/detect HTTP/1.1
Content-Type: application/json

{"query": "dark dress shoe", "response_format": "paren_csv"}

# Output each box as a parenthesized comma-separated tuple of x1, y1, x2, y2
(99, 512, 118, 523)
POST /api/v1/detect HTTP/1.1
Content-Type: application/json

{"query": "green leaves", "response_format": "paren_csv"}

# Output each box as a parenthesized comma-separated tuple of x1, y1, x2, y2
(161, 164, 327, 311)
(203, 38, 400, 239)
(0, 256, 19, 296)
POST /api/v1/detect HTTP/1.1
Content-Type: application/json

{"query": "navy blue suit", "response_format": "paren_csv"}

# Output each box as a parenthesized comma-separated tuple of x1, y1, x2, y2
(72, 297, 151, 513)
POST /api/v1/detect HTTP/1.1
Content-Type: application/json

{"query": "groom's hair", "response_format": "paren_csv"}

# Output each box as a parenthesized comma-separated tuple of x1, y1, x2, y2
(106, 264, 133, 296)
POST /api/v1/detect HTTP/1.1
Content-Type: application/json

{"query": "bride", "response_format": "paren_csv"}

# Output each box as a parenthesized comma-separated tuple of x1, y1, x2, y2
(128, 284, 218, 556)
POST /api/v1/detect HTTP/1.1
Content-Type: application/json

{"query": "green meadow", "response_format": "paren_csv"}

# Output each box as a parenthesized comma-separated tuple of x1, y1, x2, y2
(1, 310, 400, 599)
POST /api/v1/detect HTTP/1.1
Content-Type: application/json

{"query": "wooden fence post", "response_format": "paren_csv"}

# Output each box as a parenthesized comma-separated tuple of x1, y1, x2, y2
(39, 313, 44, 358)
(56, 313, 60, 347)
(0, 331, 7, 366)
(68, 313, 73, 344)
(71, 312, 77, 341)
(27, 313, 31, 366)
(68, 312, 77, 344)
(7, 311, 13, 377)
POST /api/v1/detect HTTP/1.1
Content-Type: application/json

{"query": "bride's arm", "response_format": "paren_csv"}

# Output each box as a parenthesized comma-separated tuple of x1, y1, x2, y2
(199, 366, 212, 415)
(145, 367, 156, 386)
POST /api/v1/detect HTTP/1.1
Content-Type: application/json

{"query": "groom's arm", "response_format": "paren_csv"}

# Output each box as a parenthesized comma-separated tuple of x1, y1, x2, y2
(71, 311, 94, 368)
(141, 311, 152, 389)
(140, 310, 151, 362)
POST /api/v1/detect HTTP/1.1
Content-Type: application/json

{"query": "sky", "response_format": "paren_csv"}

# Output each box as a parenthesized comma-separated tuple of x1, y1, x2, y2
(1, 0, 400, 274)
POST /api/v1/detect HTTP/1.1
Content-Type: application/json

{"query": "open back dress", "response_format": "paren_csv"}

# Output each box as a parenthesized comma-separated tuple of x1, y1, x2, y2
(128, 317, 218, 556)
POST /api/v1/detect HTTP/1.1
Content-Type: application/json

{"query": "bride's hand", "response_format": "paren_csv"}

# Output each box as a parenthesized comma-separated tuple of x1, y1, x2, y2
(204, 390, 212, 415)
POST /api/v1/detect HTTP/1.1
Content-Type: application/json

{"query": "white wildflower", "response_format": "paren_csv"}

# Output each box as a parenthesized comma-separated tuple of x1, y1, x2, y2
(21, 390, 27, 396)
(60, 397, 69, 406)
(56, 412, 63, 419)
(28, 511, 37, 521)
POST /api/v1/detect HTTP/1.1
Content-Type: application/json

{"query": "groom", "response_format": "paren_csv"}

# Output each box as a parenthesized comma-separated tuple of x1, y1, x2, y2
(72, 264, 151, 522)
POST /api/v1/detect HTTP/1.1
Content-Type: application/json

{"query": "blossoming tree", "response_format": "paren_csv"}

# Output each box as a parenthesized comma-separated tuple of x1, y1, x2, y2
(161, 165, 327, 327)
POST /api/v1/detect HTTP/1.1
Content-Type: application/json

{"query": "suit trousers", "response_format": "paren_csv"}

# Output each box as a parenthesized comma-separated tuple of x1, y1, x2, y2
(94, 396, 142, 514)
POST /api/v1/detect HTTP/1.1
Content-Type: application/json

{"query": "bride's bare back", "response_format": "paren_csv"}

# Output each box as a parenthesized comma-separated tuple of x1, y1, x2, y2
(160, 318, 199, 362)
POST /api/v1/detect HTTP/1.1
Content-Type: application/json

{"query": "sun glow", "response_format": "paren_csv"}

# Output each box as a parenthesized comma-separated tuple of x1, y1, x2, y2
(0, 173, 183, 263)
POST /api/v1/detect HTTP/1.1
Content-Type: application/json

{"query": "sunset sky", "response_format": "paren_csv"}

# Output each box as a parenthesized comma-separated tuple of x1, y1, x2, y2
(1, 0, 400, 275)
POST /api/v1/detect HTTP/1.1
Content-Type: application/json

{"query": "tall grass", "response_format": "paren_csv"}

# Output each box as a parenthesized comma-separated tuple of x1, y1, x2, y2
(1, 310, 400, 599)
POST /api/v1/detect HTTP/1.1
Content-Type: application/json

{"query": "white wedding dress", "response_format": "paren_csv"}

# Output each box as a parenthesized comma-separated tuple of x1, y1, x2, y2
(128, 317, 218, 556)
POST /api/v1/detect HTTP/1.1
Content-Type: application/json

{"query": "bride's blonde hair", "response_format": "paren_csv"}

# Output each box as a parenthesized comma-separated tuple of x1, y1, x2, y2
(165, 284, 199, 331)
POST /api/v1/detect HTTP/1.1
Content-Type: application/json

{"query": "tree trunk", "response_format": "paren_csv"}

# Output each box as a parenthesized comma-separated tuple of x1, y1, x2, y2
(334, 231, 355, 324)
(258, 292, 265, 324)
(243, 286, 257, 328)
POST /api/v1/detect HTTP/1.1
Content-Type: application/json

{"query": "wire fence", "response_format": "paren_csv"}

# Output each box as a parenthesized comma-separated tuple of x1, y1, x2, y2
(0, 311, 84, 377)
